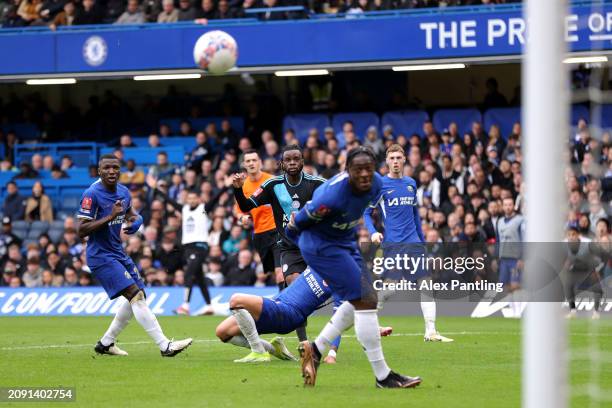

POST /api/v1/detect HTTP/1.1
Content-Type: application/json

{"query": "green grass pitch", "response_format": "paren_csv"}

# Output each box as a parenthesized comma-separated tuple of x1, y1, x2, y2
(0, 316, 609, 407)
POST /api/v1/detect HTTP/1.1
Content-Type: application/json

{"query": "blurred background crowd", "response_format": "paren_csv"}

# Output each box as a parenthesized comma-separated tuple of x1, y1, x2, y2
(1, 0, 522, 29)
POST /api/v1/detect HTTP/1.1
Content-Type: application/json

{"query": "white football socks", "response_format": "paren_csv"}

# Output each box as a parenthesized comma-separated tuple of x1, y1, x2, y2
(231, 308, 265, 353)
(227, 335, 250, 348)
(420, 300, 437, 335)
(314, 301, 355, 355)
(354, 310, 391, 381)
(377, 288, 395, 311)
(130, 298, 170, 351)
(227, 334, 274, 354)
(101, 297, 133, 347)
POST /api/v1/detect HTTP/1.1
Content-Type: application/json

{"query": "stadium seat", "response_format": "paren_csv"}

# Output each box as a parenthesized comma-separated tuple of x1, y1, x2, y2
(29, 221, 50, 233)
(162, 137, 197, 151)
(55, 211, 72, 221)
(282, 114, 330, 145)
(48, 228, 64, 243)
(331, 112, 380, 141)
(2, 123, 40, 141)
(433, 108, 482, 136)
(51, 220, 64, 229)
(12, 220, 29, 230)
(159, 116, 244, 136)
(99, 146, 185, 165)
(597, 104, 612, 129)
(13, 143, 98, 168)
(11, 220, 29, 240)
(381, 110, 429, 138)
(60, 196, 80, 213)
(27, 221, 49, 240)
(571, 104, 590, 125)
(66, 168, 91, 179)
(483, 107, 521, 140)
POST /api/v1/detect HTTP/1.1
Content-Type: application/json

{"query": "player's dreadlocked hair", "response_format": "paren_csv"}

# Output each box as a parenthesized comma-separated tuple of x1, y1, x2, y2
(281, 144, 302, 158)
(346, 146, 377, 169)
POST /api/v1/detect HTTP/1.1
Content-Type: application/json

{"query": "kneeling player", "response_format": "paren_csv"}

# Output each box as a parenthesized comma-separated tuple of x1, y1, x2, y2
(215, 268, 333, 363)
(215, 268, 391, 363)
(78, 155, 192, 357)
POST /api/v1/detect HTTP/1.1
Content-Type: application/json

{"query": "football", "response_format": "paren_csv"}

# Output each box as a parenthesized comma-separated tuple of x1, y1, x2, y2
(193, 30, 238, 75)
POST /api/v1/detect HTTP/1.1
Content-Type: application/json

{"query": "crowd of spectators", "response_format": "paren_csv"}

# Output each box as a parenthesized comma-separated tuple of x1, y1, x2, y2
(0, 0, 521, 28)
(1, 105, 611, 289)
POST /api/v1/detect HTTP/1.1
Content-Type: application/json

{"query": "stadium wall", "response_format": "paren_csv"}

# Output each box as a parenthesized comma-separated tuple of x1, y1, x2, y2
(0, 3, 610, 76)
(1, 287, 610, 318)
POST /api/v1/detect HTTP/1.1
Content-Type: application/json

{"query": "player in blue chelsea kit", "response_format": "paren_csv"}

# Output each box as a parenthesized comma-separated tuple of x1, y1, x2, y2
(77, 154, 192, 357)
(215, 267, 393, 363)
(286, 147, 422, 389)
(364, 144, 453, 342)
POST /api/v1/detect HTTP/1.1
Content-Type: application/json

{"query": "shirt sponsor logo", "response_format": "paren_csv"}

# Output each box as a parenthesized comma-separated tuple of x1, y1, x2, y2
(387, 196, 415, 206)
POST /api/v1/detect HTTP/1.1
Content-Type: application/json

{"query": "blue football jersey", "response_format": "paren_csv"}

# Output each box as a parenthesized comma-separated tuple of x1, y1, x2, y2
(294, 172, 383, 244)
(363, 175, 424, 243)
(77, 180, 132, 266)
(274, 268, 334, 317)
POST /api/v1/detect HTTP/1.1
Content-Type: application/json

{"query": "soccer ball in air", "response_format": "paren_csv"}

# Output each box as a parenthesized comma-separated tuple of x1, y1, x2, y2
(193, 30, 238, 75)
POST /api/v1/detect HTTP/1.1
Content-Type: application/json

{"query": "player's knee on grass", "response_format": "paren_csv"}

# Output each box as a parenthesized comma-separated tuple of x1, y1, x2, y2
(215, 320, 232, 342)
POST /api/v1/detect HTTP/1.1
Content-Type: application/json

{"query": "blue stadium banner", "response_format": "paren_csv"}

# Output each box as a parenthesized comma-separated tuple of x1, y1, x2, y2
(0, 4, 611, 76)
(0, 287, 277, 316)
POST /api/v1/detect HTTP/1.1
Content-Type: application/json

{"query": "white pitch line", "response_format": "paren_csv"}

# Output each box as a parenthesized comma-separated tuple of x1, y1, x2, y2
(0, 330, 609, 351)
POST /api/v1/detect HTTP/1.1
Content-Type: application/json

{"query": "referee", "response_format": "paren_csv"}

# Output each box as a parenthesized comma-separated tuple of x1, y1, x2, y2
(233, 149, 281, 288)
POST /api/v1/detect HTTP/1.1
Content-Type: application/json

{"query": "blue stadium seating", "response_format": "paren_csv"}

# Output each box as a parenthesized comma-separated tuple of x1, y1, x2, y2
(381, 110, 429, 138)
(600, 104, 612, 129)
(433, 108, 482, 136)
(2, 123, 40, 141)
(14, 143, 99, 167)
(131, 136, 197, 152)
(99, 146, 185, 165)
(571, 104, 590, 125)
(282, 114, 330, 145)
(331, 112, 380, 141)
(159, 116, 244, 136)
(60, 196, 80, 213)
(0, 177, 97, 207)
(48, 227, 64, 243)
(27, 221, 49, 240)
(11, 220, 29, 240)
(483, 107, 521, 140)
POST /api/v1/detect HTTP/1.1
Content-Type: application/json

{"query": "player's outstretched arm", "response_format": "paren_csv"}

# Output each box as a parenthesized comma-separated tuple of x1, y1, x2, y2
(204, 182, 231, 213)
(231, 172, 271, 213)
(78, 200, 122, 239)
